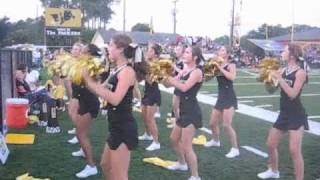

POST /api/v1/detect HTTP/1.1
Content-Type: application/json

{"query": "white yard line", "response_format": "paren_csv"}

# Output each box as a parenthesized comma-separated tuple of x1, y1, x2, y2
(237, 93, 320, 99)
(241, 146, 269, 158)
(157, 84, 320, 136)
(240, 70, 258, 76)
(254, 104, 273, 108)
(308, 116, 320, 119)
(238, 100, 254, 103)
(199, 127, 213, 135)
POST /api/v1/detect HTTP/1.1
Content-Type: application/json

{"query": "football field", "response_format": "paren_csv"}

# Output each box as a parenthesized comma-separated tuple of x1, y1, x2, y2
(1, 69, 319, 180)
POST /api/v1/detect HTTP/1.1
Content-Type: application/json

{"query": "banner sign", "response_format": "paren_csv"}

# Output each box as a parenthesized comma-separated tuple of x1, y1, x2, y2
(46, 28, 81, 36)
(45, 8, 81, 28)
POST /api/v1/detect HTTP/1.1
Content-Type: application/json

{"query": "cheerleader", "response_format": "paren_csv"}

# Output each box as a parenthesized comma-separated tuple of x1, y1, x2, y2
(257, 44, 308, 180)
(67, 43, 82, 142)
(168, 44, 186, 128)
(203, 46, 240, 158)
(83, 34, 138, 180)
(164, 46, 203, 180)
(138, 43, 162, 151)
(68, 44, 101, 178)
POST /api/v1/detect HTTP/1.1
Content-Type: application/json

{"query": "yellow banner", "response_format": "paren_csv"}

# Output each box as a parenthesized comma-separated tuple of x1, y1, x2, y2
(45, 8, 81, 28)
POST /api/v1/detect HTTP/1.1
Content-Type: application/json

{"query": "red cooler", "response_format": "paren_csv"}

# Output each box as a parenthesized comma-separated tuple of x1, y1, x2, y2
(6, 98, 29, 128)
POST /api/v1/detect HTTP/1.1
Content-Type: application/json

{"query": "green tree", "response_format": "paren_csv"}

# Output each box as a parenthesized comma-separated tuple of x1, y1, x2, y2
(214, 35, 229, 45)
(131, 23, 151, 32)
(0, 17, 12, 47)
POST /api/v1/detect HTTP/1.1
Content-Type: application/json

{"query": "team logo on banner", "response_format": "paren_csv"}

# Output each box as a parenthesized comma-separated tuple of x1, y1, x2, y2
(45, 8, 81, 28)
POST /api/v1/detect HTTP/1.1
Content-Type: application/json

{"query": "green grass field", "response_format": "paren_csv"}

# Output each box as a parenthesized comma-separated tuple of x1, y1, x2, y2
(1, 69, 320, 180)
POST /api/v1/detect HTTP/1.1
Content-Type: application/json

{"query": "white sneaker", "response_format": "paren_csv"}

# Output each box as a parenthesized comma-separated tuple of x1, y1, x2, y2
(167, 124, 174, 129)
(101, 109, 108, 115)
(72, 148, 86, 157)
(188, 176, 201, 180)
(154, 112, 161, 118)
(167, 162, 188, 171)
(257, 168, 280, 179)
(134, 101, 141, 108)
(38, 121, 47, 127)
(138, 133, 153, 141)
(75, 165, 98, 178)
(204, 139, 221, 147)
(46, 127, 54, 133)
(68, 136, 79, 144)
(68, 128, 76, 135)
(225, 148, 240, 158)
(145, 141, 160, 151)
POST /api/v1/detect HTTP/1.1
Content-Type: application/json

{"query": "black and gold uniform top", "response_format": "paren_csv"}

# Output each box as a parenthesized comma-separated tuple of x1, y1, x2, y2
(106, 65, 134, 117)
(214, 63, 238, 110)
(280, 68, 306, 118)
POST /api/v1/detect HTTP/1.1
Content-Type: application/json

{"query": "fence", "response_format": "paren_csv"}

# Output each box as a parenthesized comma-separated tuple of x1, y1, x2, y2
(0, 49, 32, 132)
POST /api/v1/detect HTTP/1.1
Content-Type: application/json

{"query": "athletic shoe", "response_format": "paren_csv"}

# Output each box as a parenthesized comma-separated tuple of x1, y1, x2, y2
(204, 139, 221, 147)
(188, 176, 201, 180)
(75, 165, 98, 178)
(167, 162, 188, 171)
(68, 128, 76, 135)
(72, 148, 85, 157)
(68, 136, 79, 144)
(38, 121, 47, 127)
(138, 133, 153, 141)
(257, 168, 280, 179)
(145, 141, 160, 151)
(154, 112, 161, 118)
(225, 148, 240, 158)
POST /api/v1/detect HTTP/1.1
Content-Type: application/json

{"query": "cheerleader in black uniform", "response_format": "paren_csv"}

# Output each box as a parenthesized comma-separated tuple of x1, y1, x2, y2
(83, 34, 138, 180)
(164, 46, 203, 180)
(138, 43, 162, 151)
(68, 44, 101, 178)
(204, 46, 240, 159)
(258, 44, 308, 180)
(168, 44, 185, 128)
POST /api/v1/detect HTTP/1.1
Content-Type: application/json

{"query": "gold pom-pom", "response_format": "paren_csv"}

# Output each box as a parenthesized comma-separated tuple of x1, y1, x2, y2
(203, 56, 224, 81)
(69, 55, 106, 85)
(45, 53, 74, 78)
(149, 59, 174, 82)
(257, 57, 281, 93)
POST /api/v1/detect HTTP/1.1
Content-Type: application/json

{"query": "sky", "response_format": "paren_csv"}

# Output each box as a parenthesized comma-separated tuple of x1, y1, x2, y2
(0, 0, 320, 38)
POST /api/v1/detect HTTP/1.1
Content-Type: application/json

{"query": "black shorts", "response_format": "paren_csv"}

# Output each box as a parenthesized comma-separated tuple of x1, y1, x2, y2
(78, 98, 100, 118)
(214, 98, 238, 111)
(273, 113, 309, 131)
(142, 94, 161, 106)
(107, 112, 138, 150)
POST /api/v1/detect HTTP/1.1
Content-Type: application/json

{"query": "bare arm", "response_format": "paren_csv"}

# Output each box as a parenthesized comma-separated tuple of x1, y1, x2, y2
(85, 67, 135, 106)
(168, 69, 202, 92)
(277, 69, 306, 99)
(218, 63, 236, 81)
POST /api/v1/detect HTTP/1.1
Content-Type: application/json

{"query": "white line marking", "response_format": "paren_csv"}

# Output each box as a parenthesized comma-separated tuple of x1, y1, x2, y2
(254, 104, 273, 108)
(309, 116, 320, 119)
(241, 146, 269, 158)
(199, 91, 210, 94)
(157, 84, 320, 136)
(238, 100, 254, 103)
(199, 127, 212, 135)
(237, 93, 320, 99)
(240, 70, 258, 76)
(206, 94, 217, 97)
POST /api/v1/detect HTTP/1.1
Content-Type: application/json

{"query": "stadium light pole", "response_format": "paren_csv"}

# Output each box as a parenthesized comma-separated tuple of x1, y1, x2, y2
(230, 0, 235, 47)
(290, 0, 295, 42)
(172, 0, 178, 36)
(123, 0, 126, 32)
